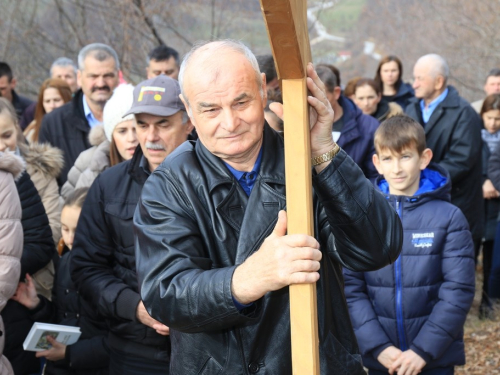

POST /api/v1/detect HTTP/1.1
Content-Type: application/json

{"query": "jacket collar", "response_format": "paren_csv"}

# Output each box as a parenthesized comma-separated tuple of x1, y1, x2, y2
(395, 82, 413, 99)
(127, 144, 149, 185)
(407, 86, 460, 134)
(421, 86, 459, 134)
(70, 89, 92, 133)
(11, 90, 20, 106)
(376, 162, 451, 207)
(195, 123, 286, 193)
(373, 100, 390, 121)
(195, 123, 286, 260)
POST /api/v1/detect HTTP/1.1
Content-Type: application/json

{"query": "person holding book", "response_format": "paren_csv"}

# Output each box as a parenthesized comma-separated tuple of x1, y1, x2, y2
(343, 115, 475, 374)
(11, 188, 110, 375)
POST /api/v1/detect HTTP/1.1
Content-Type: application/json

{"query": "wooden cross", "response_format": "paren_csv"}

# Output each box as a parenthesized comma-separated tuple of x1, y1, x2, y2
(259, 1, 320, 374)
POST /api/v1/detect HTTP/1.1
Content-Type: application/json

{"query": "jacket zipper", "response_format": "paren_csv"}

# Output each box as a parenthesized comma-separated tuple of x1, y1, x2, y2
(235, 328, 250, 375)
(394, 198, 408, 351)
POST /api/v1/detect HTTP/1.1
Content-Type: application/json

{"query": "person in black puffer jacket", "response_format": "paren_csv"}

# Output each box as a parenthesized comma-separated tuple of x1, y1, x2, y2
(12, 188, 109, 375)
(71, 76, 193, 375)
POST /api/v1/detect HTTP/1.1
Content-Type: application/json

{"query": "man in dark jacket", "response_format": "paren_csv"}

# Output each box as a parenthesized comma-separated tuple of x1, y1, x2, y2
(316, 64, 379, 180)
(71, 76, 193, 375)
(134, 40, 402, 375)
(39, 43, 120, 187)
(405, 54, 484, 247)
(0, 62, 34, 121)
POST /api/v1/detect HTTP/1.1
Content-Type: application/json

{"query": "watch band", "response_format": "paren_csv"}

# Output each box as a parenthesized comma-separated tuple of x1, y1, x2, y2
(311, 144, 341, 166)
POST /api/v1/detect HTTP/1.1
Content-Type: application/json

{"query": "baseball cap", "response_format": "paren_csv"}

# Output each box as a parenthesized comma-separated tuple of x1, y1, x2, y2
(124, 75, 184, 117)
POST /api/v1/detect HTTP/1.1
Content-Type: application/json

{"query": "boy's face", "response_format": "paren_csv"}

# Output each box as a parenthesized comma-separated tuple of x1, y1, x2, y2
(373, 145, 433, 196)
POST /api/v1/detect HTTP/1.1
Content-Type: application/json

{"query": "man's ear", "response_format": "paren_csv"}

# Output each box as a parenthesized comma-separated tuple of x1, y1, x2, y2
(179, 94, 195, 128)
(372, 153, 384, 175)
(333, 86, 342, 101)
(435, 75, 445, 91)
(184, 117, 194, 134)
(419, 148, 433, 170)
(10, 77, 17, 89)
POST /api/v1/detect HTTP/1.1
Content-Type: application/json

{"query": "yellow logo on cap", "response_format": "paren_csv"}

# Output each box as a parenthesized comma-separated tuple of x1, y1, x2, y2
(138, 86, 166, 102)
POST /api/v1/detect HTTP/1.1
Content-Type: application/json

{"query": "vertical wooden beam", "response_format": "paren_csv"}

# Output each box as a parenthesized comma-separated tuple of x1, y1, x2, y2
(260, 1, 320, 374)
(282, 78, 320, 375)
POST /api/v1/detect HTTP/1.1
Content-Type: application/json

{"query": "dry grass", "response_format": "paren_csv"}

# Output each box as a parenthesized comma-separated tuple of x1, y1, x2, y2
(456, 265, 500, 374)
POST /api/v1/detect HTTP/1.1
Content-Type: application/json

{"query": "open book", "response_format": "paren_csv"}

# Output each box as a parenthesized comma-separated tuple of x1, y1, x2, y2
(23, 322, 81, 352)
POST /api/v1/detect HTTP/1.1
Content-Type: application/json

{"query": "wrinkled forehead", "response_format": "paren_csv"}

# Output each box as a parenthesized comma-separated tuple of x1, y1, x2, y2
(81, 55, 117, 72)
(185, 52, 258, 103)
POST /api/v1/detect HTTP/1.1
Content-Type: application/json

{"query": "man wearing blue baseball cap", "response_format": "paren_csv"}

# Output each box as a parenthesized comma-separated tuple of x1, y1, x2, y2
(70, 75, 193, 375)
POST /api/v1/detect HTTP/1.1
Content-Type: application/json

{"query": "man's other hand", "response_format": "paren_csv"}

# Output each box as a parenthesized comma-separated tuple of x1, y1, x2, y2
(136, 301, 170, 336)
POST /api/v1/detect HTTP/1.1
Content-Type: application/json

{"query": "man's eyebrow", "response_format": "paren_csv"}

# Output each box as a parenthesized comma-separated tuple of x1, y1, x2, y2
(197, 101, 217, 109)
(154, 118, 168, 125)
(233, 93, 250, 102)
(196, 93, 252, 110)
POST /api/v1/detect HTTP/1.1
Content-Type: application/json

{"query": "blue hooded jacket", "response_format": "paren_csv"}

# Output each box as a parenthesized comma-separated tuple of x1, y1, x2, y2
(336, 96, 379, 181)
(343, 163, 475, 371)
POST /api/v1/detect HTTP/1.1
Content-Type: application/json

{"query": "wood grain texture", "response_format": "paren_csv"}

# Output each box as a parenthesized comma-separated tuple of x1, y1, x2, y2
(260, 1, 320, 374)
(283, 78, 320, 375)
(260, 0, 311, 80)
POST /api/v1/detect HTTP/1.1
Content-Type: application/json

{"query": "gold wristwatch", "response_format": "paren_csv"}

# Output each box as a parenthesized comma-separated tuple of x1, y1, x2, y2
(311, 143, 341, 167)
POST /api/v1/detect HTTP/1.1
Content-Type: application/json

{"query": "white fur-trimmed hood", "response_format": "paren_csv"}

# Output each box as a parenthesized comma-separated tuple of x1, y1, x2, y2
(19, 142, 64, 179)
(0, 152, 25, 180)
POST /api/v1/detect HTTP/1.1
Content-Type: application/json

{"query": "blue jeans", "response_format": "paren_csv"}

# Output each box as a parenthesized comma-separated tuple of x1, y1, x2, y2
(369, 367, 454, 375)
(109, 346, 169, 375)
(489, 222, 500, 299)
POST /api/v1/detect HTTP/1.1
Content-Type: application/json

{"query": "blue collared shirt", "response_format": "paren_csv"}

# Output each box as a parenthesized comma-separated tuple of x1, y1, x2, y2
(82, 95, 103, 128)
(419, 88, 448, 124)
(224, 147, 263, 196)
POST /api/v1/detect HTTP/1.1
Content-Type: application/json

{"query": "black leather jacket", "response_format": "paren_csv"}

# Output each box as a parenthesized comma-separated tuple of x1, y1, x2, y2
(135, 125, 403, 375)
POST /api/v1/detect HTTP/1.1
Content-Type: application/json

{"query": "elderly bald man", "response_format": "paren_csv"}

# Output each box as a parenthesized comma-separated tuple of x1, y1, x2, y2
(406, 54, 483, 251)
(134, 40, 402, 375)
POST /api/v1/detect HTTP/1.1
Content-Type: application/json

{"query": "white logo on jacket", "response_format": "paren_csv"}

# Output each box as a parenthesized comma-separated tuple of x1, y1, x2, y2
(411, 232, 434, 248)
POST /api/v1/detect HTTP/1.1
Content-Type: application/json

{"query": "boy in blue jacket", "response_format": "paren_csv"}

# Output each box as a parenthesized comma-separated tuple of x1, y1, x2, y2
(344, 115, 475, 375)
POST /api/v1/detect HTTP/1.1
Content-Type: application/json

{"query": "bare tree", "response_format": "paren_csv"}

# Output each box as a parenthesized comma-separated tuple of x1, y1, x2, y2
(346, 0, 500, 101)
(0, 0, 263, 98)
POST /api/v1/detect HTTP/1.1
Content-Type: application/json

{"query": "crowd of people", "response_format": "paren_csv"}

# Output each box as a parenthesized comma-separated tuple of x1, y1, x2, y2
(0, 39, 498, 375)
